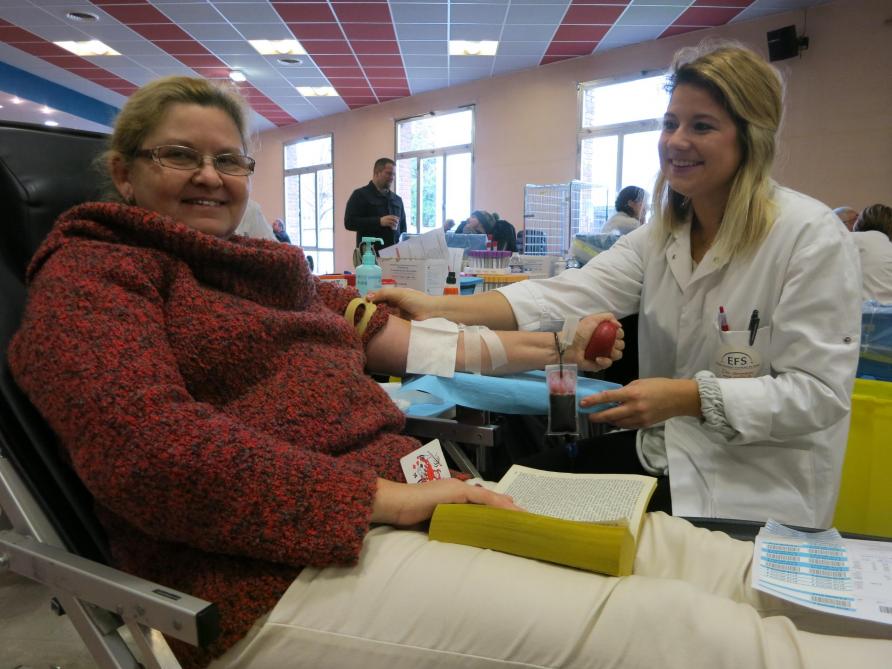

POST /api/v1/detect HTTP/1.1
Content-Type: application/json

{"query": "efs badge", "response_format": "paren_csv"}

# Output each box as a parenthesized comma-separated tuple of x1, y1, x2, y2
(714, 345, 763, 379)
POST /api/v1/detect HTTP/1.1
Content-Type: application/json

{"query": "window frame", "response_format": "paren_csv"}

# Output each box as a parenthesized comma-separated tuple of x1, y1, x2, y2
(575, 72, 668, 187)
(394, 105, 476, 233)
(282, 132, 334, 274)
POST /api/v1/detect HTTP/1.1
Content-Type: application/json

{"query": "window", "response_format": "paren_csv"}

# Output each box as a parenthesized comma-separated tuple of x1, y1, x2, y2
(395, 107, 473, 233)
(283, 134, 333, 274)
(578, 74, 669, 231)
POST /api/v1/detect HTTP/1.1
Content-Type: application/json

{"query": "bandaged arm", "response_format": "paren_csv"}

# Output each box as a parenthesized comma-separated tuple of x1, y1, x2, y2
(365, 314, 561, 377)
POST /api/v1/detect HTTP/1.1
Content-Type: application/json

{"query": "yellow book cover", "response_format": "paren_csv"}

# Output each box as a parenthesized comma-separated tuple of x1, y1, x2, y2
(428, 465, 657, 576)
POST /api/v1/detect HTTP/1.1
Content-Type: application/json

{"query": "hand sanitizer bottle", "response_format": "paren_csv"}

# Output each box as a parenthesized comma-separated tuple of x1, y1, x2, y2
(356, 236, 384, 295)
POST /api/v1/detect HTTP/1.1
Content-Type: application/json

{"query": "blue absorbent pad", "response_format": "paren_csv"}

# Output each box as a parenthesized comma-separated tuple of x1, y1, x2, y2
(400, 371, 620, 417)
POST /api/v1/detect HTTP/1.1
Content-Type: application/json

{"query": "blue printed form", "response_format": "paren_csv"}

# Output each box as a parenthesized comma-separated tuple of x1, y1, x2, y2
(752, 520, 892, 625)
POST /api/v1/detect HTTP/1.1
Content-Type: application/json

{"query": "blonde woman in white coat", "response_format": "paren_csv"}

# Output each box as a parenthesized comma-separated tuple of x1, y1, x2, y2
(373, 44, 861, 528)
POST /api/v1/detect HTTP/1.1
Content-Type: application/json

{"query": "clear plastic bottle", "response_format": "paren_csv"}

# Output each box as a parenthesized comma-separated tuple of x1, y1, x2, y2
(355, 236, 384, 295)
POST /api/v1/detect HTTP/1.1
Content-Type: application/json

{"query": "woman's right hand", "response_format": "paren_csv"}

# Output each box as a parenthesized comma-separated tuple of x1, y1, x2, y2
(371, 478, 521, 527)
(368, 287, 440, 321)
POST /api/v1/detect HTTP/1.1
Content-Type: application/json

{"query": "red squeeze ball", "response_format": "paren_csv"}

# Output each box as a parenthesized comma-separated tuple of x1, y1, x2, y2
(584, 321, 618, 361)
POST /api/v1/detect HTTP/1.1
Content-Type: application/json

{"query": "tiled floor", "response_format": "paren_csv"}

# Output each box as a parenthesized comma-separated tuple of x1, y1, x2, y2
(0, 571, 98, 669)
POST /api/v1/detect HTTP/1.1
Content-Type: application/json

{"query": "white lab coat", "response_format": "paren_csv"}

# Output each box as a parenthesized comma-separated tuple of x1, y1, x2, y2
(852, 230, 892, 303)
(499, 186, 862, 527)
(602, 211, 640, 235)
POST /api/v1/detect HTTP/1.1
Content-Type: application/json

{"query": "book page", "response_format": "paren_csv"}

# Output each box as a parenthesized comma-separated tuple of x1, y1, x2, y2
(494, 465, 655, 525)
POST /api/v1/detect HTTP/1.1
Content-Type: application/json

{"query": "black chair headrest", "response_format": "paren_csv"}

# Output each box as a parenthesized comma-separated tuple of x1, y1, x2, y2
(0, 122, 112, 563)
(0, 121, 108, 282)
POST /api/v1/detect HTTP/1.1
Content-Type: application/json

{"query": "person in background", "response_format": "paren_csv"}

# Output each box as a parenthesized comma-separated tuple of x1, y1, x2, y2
(344, 158, 406, 251)
(490, 212, 518, 252)
(456, 210, 517, 252)
(372, 43, 862, 530)
(235, 199, 276, 241)
(833, 206, 859, 231)
(271, 217, 291, 244)
(443, 218, 456, 232)
(602, 186, 647, 235)
(852, 203, 892, 302)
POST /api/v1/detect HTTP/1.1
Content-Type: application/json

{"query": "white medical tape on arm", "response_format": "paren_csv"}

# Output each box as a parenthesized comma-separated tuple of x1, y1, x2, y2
(478, 327, 508, 371)
(406, 318, 459, 378)
(464, 325, 483, 375)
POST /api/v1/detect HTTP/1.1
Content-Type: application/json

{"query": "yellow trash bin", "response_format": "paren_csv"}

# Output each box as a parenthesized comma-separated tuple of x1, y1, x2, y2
(833, 378, 892, 537)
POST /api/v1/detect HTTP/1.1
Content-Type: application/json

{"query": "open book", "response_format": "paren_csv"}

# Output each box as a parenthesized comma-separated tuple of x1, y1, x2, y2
(428, 465, 656, 576)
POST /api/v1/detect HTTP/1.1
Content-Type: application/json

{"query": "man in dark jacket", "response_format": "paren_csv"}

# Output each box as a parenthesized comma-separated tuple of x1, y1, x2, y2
(344, 158, 407, 250)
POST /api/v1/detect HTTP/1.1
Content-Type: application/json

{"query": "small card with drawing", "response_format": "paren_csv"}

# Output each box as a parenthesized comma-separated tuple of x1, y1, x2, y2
(400, 439, 451, 484)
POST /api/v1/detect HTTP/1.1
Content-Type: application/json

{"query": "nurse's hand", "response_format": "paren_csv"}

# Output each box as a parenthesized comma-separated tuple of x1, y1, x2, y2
(580, 377, 701, 429)
(368, 286, 439, 320)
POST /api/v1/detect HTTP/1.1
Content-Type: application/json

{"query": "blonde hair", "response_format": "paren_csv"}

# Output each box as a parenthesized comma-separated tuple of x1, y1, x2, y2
(100, 76, 252, 200)
(651, 42, 783, 259)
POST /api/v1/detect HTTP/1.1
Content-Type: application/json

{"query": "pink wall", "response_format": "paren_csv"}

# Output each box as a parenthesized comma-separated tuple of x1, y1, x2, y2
(251, 0, 892, 271)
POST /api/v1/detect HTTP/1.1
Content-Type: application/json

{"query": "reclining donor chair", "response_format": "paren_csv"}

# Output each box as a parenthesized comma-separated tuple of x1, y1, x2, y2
(0, 121, 219, 668)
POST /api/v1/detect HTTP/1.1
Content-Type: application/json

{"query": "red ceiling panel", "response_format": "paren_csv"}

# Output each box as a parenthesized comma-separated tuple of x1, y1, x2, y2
(341, 23, 396, 41)
(303, 40, 353, 55)
(324, 67, 366, 78)
(287, 23, 344, 41)
(153, 40, 211, 56)
(362, 66, 406, 78)
(333, 4, 392, 22)
(325, 77, 369, 86)
(545, 42, 599, 57)
(562, 5, 626, 24)
(309, 54, 359, 67)
(552, 25, 611, 42)
(672, 7, 747, 27)
(91, 4, 168, 24)
(350, 40, 401, 55)
(541, 55, 574, 65)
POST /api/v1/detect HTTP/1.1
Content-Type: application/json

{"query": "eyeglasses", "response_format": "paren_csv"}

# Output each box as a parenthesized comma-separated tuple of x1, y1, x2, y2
(133, 145, 255, 176)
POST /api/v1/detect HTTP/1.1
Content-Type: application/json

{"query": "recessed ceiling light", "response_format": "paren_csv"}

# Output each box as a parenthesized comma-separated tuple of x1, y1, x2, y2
(54, 40, 120, 57)
(277, 57, 303, 66)
(66, 11, 99, 22)
(11, 97, 23, 104)
(0, 104, 4, 109)
(42, 106, 53, 114)
(296, 86, 338, 97)
(229, 70, 247, 83)
(250, 39, 306, 56)
(45, 120, 59, 127)
(448, 40, 498, 56)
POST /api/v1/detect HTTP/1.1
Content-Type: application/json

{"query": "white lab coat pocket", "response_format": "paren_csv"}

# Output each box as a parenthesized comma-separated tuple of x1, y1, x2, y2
(712, 326, 771, 379)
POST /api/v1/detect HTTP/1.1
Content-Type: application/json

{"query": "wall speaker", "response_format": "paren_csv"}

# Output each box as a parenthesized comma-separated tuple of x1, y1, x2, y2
(767, 25, 806, 62)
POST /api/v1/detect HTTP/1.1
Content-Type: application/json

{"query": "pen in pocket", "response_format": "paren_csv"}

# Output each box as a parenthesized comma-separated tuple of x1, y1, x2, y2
(748, 309, 760, 346)
(718, 306, 730, 332)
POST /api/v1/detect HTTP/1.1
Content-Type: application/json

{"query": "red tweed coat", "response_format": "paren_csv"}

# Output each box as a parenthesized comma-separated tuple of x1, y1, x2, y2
(8, 202, 419, 667)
